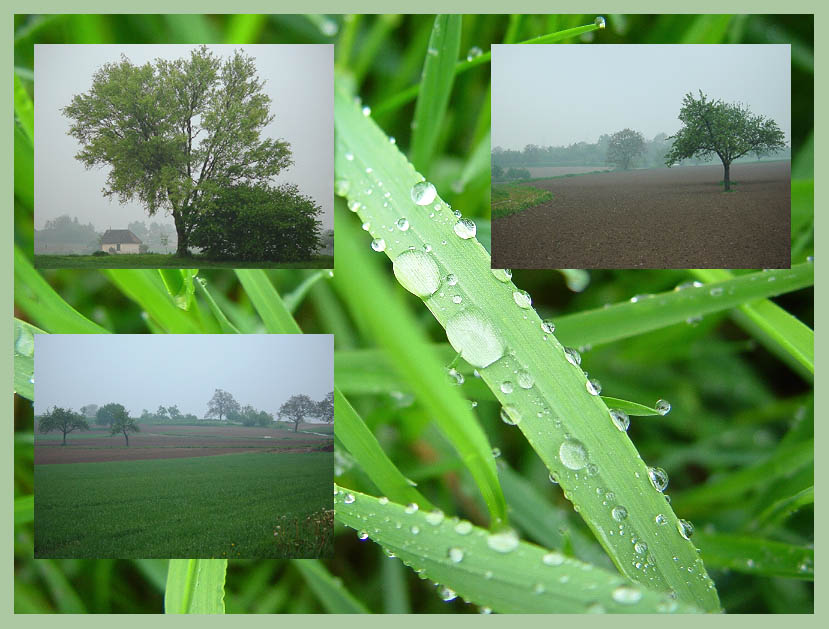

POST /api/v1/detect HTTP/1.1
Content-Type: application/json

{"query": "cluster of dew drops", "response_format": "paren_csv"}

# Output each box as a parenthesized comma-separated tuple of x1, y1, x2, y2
(340, 95, 705, 595)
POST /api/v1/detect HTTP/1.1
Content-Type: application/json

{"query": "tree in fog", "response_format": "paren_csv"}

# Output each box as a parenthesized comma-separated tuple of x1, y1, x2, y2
(167, 404, 182, 421)
(38, 407, 90, 446)
(607, 128, 646, 170)
(278, 394, 316, 432)
(79, 404, 98, 419)
(111, 414, 140, 447)
(206, 388, 240, 421)
(317, 391, 334, 424)
(256, 410, 273, 427)
(665, 91, 786, 191)
(96, 402, 129, 426)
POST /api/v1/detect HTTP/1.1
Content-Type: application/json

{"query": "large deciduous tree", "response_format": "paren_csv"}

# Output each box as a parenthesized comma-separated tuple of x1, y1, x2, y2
(607, 128, 646, 170)
(111, 414, 140, 447)
(665, 91, 786, 191)
(96, 402, 129, 426)
(278, 394, 316, 432)
(317, 391, 334, 424)
(62, 46, 293, 256)
(206, 388, 240, 421)
(38, 407, 90, 446)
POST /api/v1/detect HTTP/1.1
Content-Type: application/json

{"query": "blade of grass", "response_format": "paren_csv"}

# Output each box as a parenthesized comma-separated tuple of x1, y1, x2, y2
(14, 72, 34, 144)
(335, 387, 432, 509)
(334, 486, 702, 613)
(14, 318, 43, 401)
(599, 397, 663, 417)
(194, 277, 241, 334)
(235, 270, 302, 334)
(335, 79, 720, 610)
(283, 269, 333, 313)
(103, 270, 201, 333)
(691, 268, 813, 377)
(694, 532, 813, 580)
(164, 559, 227, 614)
(14, 248, 108, 334)
(335, 209, 507, 529)
(14, 123, 34, 209)
(14, 495, 34, 525)
(410, 15, 462, 171)
(158, 269, 198, 310)
(292, 559, 369, 614)
(751, 485, 814, 533)
(373, 20, 605, 116)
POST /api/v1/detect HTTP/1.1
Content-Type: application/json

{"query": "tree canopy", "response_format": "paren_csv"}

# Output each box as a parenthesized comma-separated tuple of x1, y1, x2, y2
(279, 394, 316, 432)
(317, 391, 334, 424)
(607, 128, 646, 170)
(206, 388, 240, 421)
(38, 407, 90, 446)
(62, 45, 293, 256)
(665, 91, 786, 190)
(111, 414, 140, 447)
(96, 402, 129, 426)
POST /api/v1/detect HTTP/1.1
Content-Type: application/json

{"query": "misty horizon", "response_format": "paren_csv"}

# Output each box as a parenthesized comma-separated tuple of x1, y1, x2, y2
(492, 44, 791, 151)
(34, 335, 333, 419)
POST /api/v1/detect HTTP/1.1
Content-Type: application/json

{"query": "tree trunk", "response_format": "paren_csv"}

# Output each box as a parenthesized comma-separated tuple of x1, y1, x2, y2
(62, 432, 66, 446)
(722, 161, 731, 191)
(124, 431, 129, 447)
(294, 421, 299, 432)
(173, 210, 190, 257)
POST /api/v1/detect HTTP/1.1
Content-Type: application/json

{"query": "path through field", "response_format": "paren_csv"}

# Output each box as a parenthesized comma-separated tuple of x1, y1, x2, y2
(492, 161, 791, 269)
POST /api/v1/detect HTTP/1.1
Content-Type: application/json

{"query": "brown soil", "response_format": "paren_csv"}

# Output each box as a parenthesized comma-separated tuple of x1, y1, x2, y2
(492, 161, 791, 269)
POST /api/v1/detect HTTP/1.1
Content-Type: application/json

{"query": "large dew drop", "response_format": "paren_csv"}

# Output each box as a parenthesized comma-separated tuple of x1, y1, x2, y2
(612, 585, 642, 604)
(594, 16, 607, 29)
(445, 310, 505, 368)
(371, 238, 386, 252)
(15, 325, 34, 357)
(655, 399, 671, 415)
(491, 268, 512, 282)
(447, 547, 464, 563)
(512, 290, 532, 309)
(609, 409, 630, 432)
(542, 551, 565, 566)
(500, 405, 521, 426)
(392, 250, 441, 298)
(647, 466, 669, 492)
(677, 519, 694, 540)
(411, 181, 437, 205)
(559, 438, 588, 470)
(611, 505, 628, 522)
(454, 218, 477, 239)
(487, 528, 519, 553)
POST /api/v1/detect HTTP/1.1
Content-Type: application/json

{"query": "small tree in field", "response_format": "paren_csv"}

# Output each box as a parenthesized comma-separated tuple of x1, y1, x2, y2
(96, 402, 129, 426)
(257, 410, 274, 427)
(38, 407, 90, 445)
(80, 403, 98, 419)
(317, 391, 334, 424)
(206, 389, 240, 421)
(607, 128, 646, 170)
(279, 394, 316, 432)
(665, 91, 786, 191)
(111, 414, 140, 447)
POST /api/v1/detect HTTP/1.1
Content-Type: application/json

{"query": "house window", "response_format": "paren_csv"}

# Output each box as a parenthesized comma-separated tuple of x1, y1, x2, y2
(117, 243, 121, 251)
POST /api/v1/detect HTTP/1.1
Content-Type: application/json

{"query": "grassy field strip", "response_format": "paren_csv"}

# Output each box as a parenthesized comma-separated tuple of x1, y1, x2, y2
(491, 183, 553, 219)
(335, 78, 720, 610)
(334, 486, 701, 614)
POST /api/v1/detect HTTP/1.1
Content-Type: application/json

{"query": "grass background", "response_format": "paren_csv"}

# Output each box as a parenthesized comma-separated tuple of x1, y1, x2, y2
(13, 13, 813, 614)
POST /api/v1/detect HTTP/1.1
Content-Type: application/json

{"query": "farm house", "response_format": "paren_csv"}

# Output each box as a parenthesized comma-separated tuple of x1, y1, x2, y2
(100, 229, 142, 254)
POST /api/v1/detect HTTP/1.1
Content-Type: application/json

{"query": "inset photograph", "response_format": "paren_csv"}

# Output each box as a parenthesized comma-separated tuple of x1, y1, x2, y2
(33, 334, 334, 559)
(491, 44, 791, 269)
(34, 44, 333, 269)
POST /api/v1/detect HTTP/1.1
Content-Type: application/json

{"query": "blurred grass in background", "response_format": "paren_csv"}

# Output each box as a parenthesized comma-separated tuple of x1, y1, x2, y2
(14, 13, 813, 613)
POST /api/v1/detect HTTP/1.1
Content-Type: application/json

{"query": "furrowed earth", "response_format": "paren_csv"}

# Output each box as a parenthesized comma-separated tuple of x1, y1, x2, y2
(491, 161, 791, 269)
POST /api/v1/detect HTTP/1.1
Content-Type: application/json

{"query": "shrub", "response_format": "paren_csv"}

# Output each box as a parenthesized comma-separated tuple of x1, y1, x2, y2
(505, 167, 531, 180)
(92, 250, 108, 256)
(190, 183, 322, 261)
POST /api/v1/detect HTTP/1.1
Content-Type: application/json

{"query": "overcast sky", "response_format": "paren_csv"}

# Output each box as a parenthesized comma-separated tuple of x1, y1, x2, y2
(35, 44, 333, 231)
(34, 334, 333, 418)
(492, 44, 791, 150)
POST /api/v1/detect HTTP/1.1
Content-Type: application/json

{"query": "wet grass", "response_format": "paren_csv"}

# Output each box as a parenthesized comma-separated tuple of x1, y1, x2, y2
(491, 183, 553, 219)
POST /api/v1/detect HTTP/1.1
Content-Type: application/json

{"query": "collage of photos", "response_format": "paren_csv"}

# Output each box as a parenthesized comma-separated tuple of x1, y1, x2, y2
(12, 12, 814, 617)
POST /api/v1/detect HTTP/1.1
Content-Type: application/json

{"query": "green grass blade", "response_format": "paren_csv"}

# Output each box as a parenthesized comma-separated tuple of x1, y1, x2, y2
(750, 486, 813, 532)
(195, 277, 241, 334)
(454, 129, 492, 194)
(691, 268, 813, 377)
(283, 269, 332, 313)
(14, 248, 108, 334)
(235, 270, 302, 334)
(600, 397, 663, 417)
(335, 387, 432, 509)
(373, 20, 604, 116)
(292, 559, 370, 614)
(410, 15, 462, 171)
(334, 80, 720, 610)
(672, 439, 813, 516)
(165, 559, 227, 614)
(14, 72, 34, 144)
(553, 265, 814, 349)
(335, 209, 508, 529)
(14, 123, 34, 209)
(14, 318, 43, 400)
(104, 270, 201, 333)
(694, 532, 813, 580)
(158, 269, 198, 310)
(334, 486, 702, 613)
(15, 495, 34, 525)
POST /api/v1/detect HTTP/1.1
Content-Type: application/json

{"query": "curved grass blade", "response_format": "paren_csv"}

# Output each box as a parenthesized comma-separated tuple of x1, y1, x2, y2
(14, 318, 43, 400)
(553, 265, 814, 349)
(334, 80, 720, 610)
(165, 559, 227, 614)
(235, 270, 302, 334)
(159, 269, 198, 310)
(335, 387, 432, 509)
(334, 486, 702, 614)
(14, 72, 34, 144)
(195, 277, 241, 334)
(410, 15, 462, 171)
(104, 270, 201, 334)
(600, 397, 663, 417)
(284, 269, 333, 313)
(14, 248, 108, 334)
(15, 495, 34, 525)
(694, 532, 813, 580)
(335, 210, 507, 529)
(750, 486, 813, 532)
(292, 559, 369, 614)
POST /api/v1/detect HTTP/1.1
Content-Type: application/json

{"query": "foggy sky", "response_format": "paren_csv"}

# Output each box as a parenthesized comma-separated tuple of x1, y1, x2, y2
(492, 44, 791, 150)
(34, 44, 333, 231)
(34, 334, 333, 418)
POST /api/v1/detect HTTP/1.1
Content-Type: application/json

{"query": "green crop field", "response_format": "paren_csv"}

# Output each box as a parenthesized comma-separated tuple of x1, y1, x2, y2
(491, 183, 553, 219)
(34, 254, 334, 270)
(34, 452, 333, 559)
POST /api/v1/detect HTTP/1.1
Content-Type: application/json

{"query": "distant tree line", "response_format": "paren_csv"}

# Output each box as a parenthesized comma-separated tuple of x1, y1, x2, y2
(38, 403, 138, 446)
(34, 216, 177, 255)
